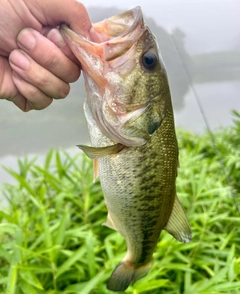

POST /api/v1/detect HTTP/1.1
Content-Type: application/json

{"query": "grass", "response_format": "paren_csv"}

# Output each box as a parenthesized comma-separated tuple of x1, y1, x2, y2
(0, 111, 240, 294)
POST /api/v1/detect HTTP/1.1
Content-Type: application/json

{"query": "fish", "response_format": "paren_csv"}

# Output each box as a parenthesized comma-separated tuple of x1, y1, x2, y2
(60, 6, 192, 292)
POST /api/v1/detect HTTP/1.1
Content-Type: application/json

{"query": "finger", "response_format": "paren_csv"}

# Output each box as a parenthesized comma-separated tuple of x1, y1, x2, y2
(46, 28, 80, 64)
(9, 49, 70, 99)
(0, 56, 30, 111)
(17, 28, 80, 83)
(12, 72, 53, 110)
(8, 90, 35, 112)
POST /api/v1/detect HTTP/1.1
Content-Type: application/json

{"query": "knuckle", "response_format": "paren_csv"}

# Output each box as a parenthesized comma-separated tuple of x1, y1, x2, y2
(35, 73, 50, 89)
(25, 85, 41, 98)
(44, 49, 80, 83)
(44, 52, 59, 70)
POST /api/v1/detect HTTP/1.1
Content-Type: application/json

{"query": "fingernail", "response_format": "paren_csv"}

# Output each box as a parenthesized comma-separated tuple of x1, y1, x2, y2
(17, 28, 36, 51)
(10, 50, 30, 70)
(47, 28, 66, 48)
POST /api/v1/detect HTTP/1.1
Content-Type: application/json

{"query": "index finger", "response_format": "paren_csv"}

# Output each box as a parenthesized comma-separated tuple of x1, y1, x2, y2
(46, 28, 80, 64)
(17, 28, 80, 83)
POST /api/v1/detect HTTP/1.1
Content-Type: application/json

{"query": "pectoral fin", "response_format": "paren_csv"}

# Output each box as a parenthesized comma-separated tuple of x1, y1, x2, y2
(77, 143, 124, 159)
(164, 195, 192, 243)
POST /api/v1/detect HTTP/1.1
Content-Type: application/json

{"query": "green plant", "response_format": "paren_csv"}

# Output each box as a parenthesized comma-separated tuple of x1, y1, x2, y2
(0, 111, 240, 294)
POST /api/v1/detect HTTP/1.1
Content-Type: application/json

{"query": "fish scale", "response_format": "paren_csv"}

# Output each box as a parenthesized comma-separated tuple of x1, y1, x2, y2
(60, 6, 192, 292)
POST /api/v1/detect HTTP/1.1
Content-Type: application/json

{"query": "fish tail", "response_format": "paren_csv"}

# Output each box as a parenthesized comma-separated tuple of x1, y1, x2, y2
(107, 260, 152, 292)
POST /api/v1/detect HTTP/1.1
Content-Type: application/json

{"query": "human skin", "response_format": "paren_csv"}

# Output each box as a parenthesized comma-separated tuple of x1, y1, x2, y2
(0, 0, 95, 111)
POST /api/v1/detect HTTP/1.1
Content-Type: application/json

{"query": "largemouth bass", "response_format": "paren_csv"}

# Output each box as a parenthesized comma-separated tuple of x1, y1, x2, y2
(60, 7, 191, 292)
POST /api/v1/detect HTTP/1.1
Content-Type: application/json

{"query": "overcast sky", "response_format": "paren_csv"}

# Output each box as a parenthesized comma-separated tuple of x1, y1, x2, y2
(81, 0, 240, 54)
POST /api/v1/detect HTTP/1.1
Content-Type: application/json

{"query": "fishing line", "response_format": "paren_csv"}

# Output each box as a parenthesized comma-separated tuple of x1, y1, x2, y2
(168, 34, 240, 214)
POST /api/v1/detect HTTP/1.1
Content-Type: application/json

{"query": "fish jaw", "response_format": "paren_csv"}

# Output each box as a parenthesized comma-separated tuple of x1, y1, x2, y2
(59, 24, 107, 88)
(60, 7, 166, 147)
(60, 6, 145, 67)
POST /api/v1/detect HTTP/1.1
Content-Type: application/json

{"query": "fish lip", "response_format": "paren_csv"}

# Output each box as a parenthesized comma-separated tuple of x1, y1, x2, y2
(60, 6, 144, 46)
(100, 6, 144, 44)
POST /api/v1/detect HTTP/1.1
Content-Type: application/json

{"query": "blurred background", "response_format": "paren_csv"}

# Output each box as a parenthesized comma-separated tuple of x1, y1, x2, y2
(0, 0, 239, 185)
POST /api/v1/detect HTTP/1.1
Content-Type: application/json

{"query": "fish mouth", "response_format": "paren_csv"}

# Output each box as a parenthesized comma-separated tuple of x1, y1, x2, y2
(60, 7, 153, 147)
(60, 6, 144, 47)
(60, 7, 145, 85)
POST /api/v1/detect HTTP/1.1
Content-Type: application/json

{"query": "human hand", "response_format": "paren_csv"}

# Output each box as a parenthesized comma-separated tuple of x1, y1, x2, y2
(0, 0, 94, 111)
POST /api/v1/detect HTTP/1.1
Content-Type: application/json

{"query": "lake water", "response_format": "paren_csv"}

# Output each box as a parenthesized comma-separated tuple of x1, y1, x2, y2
(0, 0, 240, 189)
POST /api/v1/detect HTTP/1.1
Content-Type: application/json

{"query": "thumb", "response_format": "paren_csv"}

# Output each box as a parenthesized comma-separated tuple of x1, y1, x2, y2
(28, 0, 93, 37)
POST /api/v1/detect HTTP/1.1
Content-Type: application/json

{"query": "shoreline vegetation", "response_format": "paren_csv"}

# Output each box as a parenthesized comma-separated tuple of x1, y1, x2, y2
(0, 111, 240, 294)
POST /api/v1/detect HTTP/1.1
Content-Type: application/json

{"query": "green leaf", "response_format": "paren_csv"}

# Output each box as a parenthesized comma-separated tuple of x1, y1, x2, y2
(20, 280, 38, 294)
(0, 211, 15, 223)
(133, 279, 169, 292)
(86, 232, 97, 278)
(6, 265, 18, 294)
(54, 207, 68, 246)
(19, 269, 44, 290)
(0, 245, 12, 263)
(44, 148, 54, 171)
(74, 271, 106, 294)
(56, 246, 85, 278)
(2, 166, 36, 196)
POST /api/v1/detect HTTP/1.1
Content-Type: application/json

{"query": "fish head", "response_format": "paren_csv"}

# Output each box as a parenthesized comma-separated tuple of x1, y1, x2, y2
(60, 7, 170, 147)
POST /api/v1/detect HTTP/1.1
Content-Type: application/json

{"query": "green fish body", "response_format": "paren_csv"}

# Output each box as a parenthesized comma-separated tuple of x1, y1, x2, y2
(60, 7, 191, 292)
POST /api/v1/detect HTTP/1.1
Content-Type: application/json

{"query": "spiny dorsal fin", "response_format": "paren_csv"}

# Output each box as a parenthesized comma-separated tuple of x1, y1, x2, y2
(164, 195, 192, 243)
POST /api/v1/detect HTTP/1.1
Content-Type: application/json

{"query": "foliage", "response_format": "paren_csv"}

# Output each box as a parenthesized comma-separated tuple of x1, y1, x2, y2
(0, 111, 240, 294)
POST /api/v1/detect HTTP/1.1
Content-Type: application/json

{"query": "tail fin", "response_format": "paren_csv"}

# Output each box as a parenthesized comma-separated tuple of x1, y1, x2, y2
(107, 260, 152, 292)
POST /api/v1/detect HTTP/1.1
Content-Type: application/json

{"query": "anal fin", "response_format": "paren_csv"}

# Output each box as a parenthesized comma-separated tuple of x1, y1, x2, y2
(164, 195, 192, 243)
(102, 213, 117, 231)
(93, 159, 99, 182)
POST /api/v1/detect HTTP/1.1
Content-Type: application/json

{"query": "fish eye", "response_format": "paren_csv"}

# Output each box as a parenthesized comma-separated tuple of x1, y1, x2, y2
(142, 51, 158, 71)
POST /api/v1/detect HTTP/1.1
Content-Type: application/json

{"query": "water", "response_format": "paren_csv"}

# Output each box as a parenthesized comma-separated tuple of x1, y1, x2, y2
(1, 1, 240, 188)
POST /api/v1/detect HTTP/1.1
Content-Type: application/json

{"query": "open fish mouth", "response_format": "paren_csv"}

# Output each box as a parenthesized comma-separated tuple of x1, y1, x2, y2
(61, 6, 145, 53)
(60, 7, 146, 89)
(60, 7, 163, 147)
